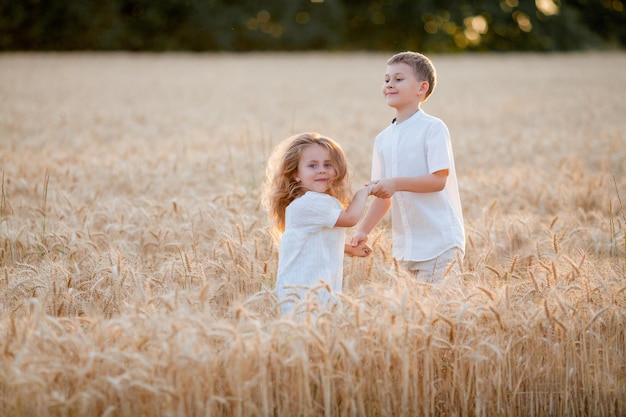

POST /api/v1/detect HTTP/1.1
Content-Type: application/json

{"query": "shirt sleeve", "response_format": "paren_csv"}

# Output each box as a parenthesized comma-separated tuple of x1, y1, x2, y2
(371, 145, 381, 181)
(426, 122, 452, 174)
(291, 192, 342, 230)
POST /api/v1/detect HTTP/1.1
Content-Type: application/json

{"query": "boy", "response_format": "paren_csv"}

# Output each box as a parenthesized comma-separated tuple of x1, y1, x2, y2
(350, 51, 465, 283)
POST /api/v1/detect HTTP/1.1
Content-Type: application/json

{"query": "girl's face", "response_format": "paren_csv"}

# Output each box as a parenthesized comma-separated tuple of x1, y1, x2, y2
(382, 62, 426, 110)
(295, 144, 336, 194)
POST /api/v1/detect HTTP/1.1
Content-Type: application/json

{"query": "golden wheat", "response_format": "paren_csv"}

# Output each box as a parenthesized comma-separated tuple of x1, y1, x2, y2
(0, 52, 625, 416)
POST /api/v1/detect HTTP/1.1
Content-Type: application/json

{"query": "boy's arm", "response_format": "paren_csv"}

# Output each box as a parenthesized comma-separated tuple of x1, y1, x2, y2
(370, 169, 448, 198)
(350, 197, 391, 246)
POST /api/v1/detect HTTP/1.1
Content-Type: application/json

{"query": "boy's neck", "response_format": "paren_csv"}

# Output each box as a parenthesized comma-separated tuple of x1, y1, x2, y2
(394, 104, 421, 124)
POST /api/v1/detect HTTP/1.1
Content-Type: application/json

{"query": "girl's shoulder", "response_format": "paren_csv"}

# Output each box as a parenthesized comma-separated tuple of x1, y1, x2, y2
(301, 191, 337, 202)
(291, 191, 340, 208)
(287, 192, 343, 226)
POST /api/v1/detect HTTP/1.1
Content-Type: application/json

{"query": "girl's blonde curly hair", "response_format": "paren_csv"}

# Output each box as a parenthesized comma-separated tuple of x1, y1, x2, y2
(261, 132, 351, 239)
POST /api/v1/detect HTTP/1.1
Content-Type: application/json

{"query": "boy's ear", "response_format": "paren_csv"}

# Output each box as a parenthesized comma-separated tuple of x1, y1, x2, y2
(418, 81, 429, 95)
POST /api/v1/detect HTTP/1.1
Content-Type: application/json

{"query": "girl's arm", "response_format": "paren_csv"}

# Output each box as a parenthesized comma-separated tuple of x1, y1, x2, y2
(334, 186, 371, 228)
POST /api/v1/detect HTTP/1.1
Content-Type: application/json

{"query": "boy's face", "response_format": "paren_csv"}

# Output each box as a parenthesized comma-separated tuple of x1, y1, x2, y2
(382, 62, 427, 110)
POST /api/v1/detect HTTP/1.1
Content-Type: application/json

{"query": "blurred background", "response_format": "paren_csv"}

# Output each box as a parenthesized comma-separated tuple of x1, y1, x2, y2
(1, 0, 624, 52)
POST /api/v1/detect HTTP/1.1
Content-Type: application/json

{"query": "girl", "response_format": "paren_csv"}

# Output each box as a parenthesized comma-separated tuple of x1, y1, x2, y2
(262, 132, 372, 315)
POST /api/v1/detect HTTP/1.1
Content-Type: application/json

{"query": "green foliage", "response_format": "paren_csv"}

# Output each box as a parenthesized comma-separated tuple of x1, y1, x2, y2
(0, 0, 622, 51)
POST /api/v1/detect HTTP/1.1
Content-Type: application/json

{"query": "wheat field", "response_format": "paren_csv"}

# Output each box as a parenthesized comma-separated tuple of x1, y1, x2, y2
(0, 52, 625, 416)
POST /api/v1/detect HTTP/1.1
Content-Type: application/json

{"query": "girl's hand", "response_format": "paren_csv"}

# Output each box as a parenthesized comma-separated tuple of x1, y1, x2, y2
(346, 242, 372, 257)
(365, 181, 378, 196)
(370, 178, 396, 199)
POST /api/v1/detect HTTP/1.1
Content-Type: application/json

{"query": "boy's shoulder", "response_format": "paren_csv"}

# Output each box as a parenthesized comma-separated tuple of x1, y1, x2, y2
(408, 111, 449, 136)
(414, 109, 446, 125)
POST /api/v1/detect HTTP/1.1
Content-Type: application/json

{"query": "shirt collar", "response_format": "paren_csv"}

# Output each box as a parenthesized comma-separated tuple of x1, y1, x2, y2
(391, 109, 422, 125)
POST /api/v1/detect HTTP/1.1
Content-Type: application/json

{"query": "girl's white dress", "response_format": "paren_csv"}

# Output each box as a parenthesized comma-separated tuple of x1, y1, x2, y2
(276, 191, 344, 315)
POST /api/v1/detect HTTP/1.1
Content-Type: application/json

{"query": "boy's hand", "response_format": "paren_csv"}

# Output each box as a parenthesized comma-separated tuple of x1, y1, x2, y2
(350, 231, 368, 247)
(346, 242, 372, 257)
(370, 178, 396, 199)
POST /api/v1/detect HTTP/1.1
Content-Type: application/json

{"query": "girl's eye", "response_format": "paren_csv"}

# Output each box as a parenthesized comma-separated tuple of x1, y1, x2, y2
(309, 164, 317, 169)
(324, 163, 333, 169)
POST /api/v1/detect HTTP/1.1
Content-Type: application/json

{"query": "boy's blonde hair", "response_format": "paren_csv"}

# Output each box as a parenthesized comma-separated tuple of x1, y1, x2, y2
(262, 132, 351, 236)
(388, 51, 437, 100)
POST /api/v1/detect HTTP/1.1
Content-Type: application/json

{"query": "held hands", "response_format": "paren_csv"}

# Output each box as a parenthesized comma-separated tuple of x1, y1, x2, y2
(349, 187, 372, 249)
(344, 182, 382, 257)
(345, 241, 372, 257)
(348, 180, 392, 255)
(349, 230, 368, 249)
(367, 179, 396, 199)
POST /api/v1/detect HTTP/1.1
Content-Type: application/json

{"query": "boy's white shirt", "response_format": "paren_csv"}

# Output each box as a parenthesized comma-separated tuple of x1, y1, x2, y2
(276, 191, 344, 313)
(372, 109, 465, 261)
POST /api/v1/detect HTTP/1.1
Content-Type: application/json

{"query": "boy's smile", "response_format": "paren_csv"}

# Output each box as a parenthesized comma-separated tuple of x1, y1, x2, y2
(383, 62, 428, 121)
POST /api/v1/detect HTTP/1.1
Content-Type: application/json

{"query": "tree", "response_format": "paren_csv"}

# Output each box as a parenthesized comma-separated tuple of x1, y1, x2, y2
(0, 0, 622, 51)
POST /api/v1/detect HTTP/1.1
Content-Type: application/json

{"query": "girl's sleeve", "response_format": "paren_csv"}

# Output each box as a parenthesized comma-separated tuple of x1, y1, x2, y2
(292, 193, 342, 230)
